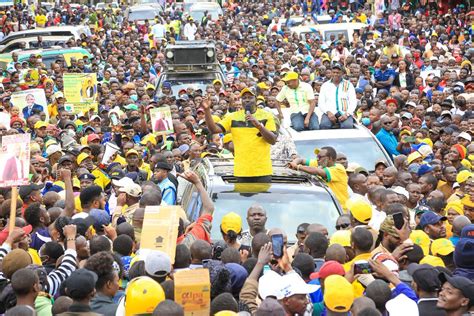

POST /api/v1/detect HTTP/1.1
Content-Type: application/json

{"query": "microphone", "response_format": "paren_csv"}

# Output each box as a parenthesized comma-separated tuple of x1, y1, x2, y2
(244, 104, 252, 116)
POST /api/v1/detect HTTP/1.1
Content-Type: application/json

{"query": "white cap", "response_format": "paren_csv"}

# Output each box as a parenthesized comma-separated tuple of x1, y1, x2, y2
(118, 182, 142, 197)
(346, 162, 361, 173)
(440, 110, 452, 118)
(418, 145, 433, 157)
(430, 56, 438, 61)
(392, 186, 409, 200)
(46, 144, 62, 157)
(458, 131, 472, 142)
(386, 294, 419, 316)
(112, 176, 135, 188)
(89, 114, 102, 122)
(258, 271, 284, 300)
(278, 272, 320, 298)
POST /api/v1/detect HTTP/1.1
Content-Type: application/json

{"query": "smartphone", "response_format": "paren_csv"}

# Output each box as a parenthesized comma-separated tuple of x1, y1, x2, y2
(354, 260, 372, 274)
(110, 113, 119, 126)
(393, 212, 405, 230)
(404, 136, 416, 143)
(271, 234, 284, 259)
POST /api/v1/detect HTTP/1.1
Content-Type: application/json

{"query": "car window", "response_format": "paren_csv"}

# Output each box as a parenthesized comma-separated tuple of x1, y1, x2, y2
(294, 137, 389, 172)
(128, 10, 158, 21)
(210, 191, 340, 243)
(324, 30, 349, 42)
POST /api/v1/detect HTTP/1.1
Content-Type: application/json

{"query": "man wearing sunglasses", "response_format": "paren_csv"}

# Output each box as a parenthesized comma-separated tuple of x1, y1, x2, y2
(376, 115, 400, 160)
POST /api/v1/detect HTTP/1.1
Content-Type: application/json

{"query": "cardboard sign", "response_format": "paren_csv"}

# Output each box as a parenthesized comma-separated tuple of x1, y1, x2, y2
(0, 133, 31, 187)
(11, 88, 48, 121)
(174, 269, 211, 316)
(141, 206, 181, 263)
(150, 106, 174, 135)
(63, 73, 98, 114)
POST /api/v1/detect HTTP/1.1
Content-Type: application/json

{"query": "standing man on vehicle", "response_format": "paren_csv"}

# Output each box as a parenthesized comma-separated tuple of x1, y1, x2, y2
(276, 71, 318, 131)
(318, 64, 357, 129)
(203, 87, 277, 183)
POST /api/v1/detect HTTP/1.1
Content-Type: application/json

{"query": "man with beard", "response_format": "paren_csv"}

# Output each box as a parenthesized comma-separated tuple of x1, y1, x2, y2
(238, 204, 268, 247)
(419, 211, 447, 240)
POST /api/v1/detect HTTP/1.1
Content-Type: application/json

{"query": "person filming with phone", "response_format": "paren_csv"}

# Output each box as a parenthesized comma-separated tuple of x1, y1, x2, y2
(203, 87, 277, 183)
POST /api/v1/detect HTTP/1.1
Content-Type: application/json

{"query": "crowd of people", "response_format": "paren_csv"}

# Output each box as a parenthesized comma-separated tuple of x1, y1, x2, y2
(0, 0, 473, 315)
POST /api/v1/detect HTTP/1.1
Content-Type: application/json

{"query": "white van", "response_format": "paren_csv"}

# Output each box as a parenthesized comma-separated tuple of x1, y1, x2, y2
(291, 22, 367, 43)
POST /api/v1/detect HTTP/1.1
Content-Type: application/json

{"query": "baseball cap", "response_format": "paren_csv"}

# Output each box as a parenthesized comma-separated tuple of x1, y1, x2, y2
(414, 205, 432, 217)
(258, 270, 284, 300)
(34, 121, 48, 129)
(1, 249, 33, 279)
(155, 161, 172, 171)
(310, 260, 345, 280)
(221, 212, 242, 234)
(347, 199, 372, 224)
(458, 131, 472, 142)
(456, 170, 474, 184)
(87, 133, 100, 143)
(278, 272, 319, 298)
(407, 151, 422, 165)
(89, 209, 111, 231)
(324, 275, 354, 312)
(58, 155, 74, 165)
(407, 263, 441, 292)
(144, 250, 172, 277)
(380, 216, 398, 238)
(409, 230, 431, 255)
(431, 238, 454, 256)
(0, 225, 33, 246)
(417, 164, 434, 177)
(78, 173, 96, 181)
(240, 87, 256, 97)
(329, 230, 351, 247)
(401, 112, 413, 120)
(386, 293, 419, 316)
(460, 224, 474, 239)
(45, 144, 62, 157)
(420, 255, 446, 267)
(282, 71, 299, 81)
(71, 215, 95, 236)
(375, 159, 388, 168)
(125, 149, 139, 157)
(109, 169, 125, 181)
(112, 176, 134, 188)
(64, 269, 98, 298)
(118, 182, 142, 198)
(77, 152, 92, 165)
(438, 273, 474, 303)
(19, 183, 44, 200)
(419, 211, 447, 229)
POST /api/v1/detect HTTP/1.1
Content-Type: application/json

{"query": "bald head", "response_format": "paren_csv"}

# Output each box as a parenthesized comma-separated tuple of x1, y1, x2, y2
(43, 192, 61, 209)
(383, 166, 398, 188)
(306, 223, 328, 237)
(325, 244, 346, 264)
(452, 215, 471, 236)
(190, 240, 212, 263)
(351, 297, 377, 316)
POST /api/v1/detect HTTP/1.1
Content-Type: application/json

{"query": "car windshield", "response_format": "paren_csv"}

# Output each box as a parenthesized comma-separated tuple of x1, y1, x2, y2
(207, 190, 340, 243)
(190, 8, 221, 21)
(294, 137, 389, 172)
(128, 10, 157, 21)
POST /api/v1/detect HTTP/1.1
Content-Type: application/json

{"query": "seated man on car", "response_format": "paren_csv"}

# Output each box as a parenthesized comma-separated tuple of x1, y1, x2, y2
(318, 63, 357, 129)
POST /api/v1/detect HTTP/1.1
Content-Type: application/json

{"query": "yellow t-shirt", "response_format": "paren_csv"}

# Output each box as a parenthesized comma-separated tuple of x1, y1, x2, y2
(75, 195, 82, 212)
(218, 109, 276, 177)
(324, 163, 349, 210)
(139, 161, 153, 179)
(35, 14, 47, 27)
(92, 168, 111, 189)
(113, 154, 127, 167)
(48, 103, 58, 119)
(343, 252, 372, 298)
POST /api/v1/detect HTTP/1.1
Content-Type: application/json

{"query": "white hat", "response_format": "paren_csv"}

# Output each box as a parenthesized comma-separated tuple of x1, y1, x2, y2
(418, 144, 433, 157)
(46, 144, 62, 157)
(458, 131, 472, 142)
(258, 271, 284, 300)
(89, 114, 102, 122)
(144, 250, 171, 277)
(346, 162, 362, 173)
(118, 182, 142, 197)
(278, 272, 320, 298)
(392, 186, 409, 200)
(112, 176, 135, 188)
(430, 56, 438, 61)
(386, 294, 419, 316)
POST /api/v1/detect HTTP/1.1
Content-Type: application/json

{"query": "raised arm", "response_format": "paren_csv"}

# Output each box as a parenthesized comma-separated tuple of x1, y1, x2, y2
(179, 170, 214, 215)
(61, 168, 75, 217)
(202, 96, 223, 134)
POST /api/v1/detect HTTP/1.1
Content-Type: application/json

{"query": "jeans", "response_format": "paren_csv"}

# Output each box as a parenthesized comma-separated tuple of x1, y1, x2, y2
(291, 112, 319, 132)
(320, 114, 354, 129)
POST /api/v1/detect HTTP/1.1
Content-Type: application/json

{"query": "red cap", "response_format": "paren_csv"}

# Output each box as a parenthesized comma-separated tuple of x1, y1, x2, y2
(87, 133, 100, 143)
(309, 260, 345, 280)
(386, 98, 398, 106)
(412, 117, 422, 124)
(0, 225, 33, 245)
(225, 57, 232, 63)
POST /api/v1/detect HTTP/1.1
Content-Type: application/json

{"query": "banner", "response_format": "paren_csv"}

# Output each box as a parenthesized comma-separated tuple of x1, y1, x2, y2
(174, 269, 211, 316)
(0, 0, 14, 6)
(11, 88, 48, 121)
(63, 73, 98, 114)
(0, 133, 31, 187)
(141, 205, 181, 263)
(150, 106, 174, 135)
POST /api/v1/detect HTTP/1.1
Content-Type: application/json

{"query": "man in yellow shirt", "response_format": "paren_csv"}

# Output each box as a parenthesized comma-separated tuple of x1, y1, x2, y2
(203, 87, 277, 182)
(289, 146, 349, 209)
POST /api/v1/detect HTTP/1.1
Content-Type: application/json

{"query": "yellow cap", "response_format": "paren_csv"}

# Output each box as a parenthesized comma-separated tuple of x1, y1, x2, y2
(146, 83, 155, 90)
(77, 152, 92, 165)
(407, 151, 422, 165)
(324, 275, 354, 313)
(347, 199, 372, 224)
(420, 255, 445, 267)
(34, 121, 48, 129)
(282, 71, 299, 81)
(215, 312, 238, 316)
(461, 159, 472, 171)
(238, 47, 246, 54)
(124, 276, 165, 316)
(461, 195, 474, 208)
(223, 133, 233, 144)
(430, 238, 454, 257)
(457, 170, 474, 184)
(125, 149, 139, 157)
(445, 200, 464, 215)
(240, 87, 255, 97)
(140, 134, 157, 146)
(329, 230, 351, 247)
(213, 79, 223, 85)
(257, 82, 270, 90)
(45, 139, 58, 148)
(221, 212, 242, 234)
(410, 230, 431, 256)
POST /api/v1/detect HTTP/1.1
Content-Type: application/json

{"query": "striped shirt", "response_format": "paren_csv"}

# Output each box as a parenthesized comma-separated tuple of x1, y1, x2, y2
(276, 81, 315, 114)
(0, 245, 77, 296)
(318, 79, 357, 115)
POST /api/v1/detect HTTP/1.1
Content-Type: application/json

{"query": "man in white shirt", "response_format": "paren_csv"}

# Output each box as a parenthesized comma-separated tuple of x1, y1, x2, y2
(151, 18, 166, 41)
(318, 64, 357, 129)
(183, 18, 197, 41)
(276, 71, 318, 131)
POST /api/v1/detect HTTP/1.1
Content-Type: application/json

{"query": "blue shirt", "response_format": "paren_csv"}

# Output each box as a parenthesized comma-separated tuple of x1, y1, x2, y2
(159, 177, 177, 205)
(376, 128, 400, 159)
(374, 68, 396, 90)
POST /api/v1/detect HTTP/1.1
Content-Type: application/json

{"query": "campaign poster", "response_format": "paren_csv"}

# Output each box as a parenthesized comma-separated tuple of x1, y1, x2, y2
(0, 133, 31, 187)
(11, 89, 48, 121)
(63, 73, 98, 114)
(150, 106, 174, 135)
(174, 269, 211, 316)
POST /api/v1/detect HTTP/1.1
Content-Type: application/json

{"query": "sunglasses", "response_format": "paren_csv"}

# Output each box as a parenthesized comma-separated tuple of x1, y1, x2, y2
(383, 121, 393, 125)
(336, 223, 350, 230)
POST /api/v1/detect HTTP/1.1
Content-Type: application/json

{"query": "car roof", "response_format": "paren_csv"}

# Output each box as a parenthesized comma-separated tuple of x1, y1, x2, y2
(190, 2, 221, 9)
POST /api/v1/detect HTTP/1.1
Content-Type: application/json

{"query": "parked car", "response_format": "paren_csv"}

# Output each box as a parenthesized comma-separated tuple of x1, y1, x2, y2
(0, 47, 92, 69)
(125, 5, 162, 24)
(189, 2, 223, 22)
(180, 158, 343, 243)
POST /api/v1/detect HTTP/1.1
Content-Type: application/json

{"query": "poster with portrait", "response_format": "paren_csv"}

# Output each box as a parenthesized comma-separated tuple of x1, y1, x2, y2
(0, 133, 31, 187)
(11, 89, 48, 121)
(150, 106, 174, 135)
(63, 73, 98, 114)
